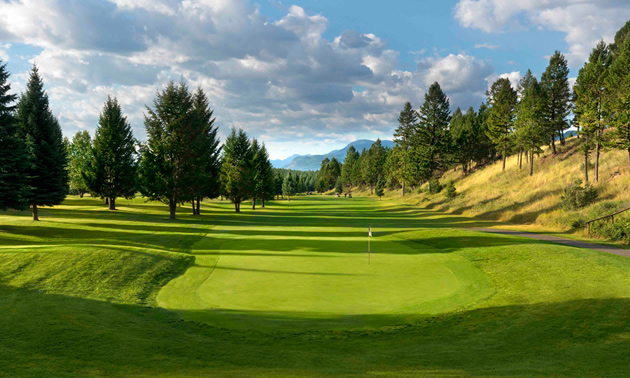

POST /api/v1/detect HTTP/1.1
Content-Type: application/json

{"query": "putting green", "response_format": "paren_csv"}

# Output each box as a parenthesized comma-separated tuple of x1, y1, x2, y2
(158, 199, 494, 331)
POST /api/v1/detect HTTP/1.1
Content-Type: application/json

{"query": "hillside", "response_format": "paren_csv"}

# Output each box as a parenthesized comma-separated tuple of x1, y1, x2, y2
(397, 137, 630, 240)
(283, 139, 395, 171)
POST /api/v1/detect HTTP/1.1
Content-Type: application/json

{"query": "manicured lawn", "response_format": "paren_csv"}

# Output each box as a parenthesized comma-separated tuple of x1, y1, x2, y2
(1, 195, 630, 376)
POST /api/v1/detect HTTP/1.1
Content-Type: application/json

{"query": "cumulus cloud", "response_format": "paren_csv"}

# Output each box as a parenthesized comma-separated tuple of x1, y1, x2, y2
(0, 0, 509, 157)
(454, 0, 630, 66)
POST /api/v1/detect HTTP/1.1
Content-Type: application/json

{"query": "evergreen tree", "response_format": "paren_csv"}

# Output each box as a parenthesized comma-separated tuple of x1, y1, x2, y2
(253, 143, 274, 208)
(67, 131, 92, 197)
(249, 139, 261, 209)
(414, 82, 452, 179)
(341, 145, 360, 190)
(274, 171, 284, 199)
(486, 77, 517, 172)
(575, 41, 611, 183)
(16, 65, 68, 220)
(451, 107, 477, 175)
(334, 176, 343, 195)
(185, 88, 221, 215)
(282, 171, 294, 201)
(0, 60, 29, 211)
(220, 127, 253, 212)
(540, 51, 571, 153)
(374, 177, 384, 200)
(605, 37, 630, 175)
(87, 97, 137, 210)
(514, 69, 546, 176)
(473, 102, 496, 166)
(362, 139, 386, 194)
(139, 81, 193, 219)
(394, 101, 417, 196)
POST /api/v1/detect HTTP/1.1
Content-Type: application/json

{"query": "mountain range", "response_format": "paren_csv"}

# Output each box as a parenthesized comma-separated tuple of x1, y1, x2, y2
(271, 139, 395, 171)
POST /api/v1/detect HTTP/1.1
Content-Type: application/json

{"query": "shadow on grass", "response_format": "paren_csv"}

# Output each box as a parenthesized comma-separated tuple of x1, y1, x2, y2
(2, 284, 630, 376)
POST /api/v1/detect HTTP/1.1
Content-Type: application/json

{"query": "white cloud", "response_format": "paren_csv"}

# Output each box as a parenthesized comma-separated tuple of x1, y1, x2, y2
(0, 0, 510, 158)
(485, 71, 522, 91)
(454, 0, 630, 66)
(474, 43, 499, 50)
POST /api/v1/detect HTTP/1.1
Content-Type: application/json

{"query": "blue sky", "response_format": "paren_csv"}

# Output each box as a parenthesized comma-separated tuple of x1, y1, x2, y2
(0, 0, 629, 159)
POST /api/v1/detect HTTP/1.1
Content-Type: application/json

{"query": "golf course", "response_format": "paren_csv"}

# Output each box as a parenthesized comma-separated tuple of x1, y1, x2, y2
(2, 194, 630, 376)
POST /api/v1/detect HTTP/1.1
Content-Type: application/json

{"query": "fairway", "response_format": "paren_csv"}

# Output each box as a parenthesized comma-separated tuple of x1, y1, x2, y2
(157, 198, 494, 330)
(3, 195, 630, 376)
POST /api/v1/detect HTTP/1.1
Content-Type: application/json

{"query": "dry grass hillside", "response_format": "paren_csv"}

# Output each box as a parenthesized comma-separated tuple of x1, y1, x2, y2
(388, 137, 630, 242)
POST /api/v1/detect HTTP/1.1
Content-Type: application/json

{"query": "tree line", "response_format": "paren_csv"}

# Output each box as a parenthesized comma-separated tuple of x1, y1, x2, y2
(0, 65, 283, 219)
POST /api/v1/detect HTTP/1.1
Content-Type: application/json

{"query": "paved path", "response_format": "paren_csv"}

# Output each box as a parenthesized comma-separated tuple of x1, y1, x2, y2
(471, 228, 630, 259)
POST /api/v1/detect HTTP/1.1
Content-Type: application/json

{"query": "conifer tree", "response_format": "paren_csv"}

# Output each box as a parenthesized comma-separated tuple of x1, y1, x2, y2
(515, 70, 546, 176)
(605, 37, 630, 175)
(487, 77, 517, 172)
(220, 127, 253, 212)
(16, 65, 68, 220)
(341, 145, 360, 190)
(185, 88, 221, 215)
(0, 60, 29, 211)
(334, 176, 343, 195)
(87, 97, 137, 210)
(540, 51, 571, 153)
(575, 42, 611, 183)
(394, 101, 417, 195)
(415, 82, 451, 179)
(67, 131, 92, 198)
(375, 177, 384, 200)
(252, 142, 274, 208)
(282, 171, 294, 201)
(249, 139, 261, 209)
(139, 82, 193, 219)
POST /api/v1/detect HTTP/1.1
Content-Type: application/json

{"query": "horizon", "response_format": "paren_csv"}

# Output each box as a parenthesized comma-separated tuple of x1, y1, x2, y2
(1, 1, 629, 159)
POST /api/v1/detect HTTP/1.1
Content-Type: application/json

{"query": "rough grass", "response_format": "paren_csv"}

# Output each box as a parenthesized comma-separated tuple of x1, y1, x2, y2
(2, 195, 630, 375)
(391, 137, 630, 240)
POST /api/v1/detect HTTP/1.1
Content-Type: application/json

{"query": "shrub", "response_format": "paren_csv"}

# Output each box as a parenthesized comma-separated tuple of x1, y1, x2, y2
(444, 180, 457, 199)
(560, 179, 598, 210)
(570, 218, 586, 230)
(592, 216, 630, 244)
(428, 177, 443, 194)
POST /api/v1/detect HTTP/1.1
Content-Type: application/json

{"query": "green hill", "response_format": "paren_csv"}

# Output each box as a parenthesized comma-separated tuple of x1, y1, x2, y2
(2, 194, 630, 375)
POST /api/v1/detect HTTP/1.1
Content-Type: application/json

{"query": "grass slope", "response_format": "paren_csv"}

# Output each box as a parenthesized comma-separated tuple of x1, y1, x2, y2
(1, 195, 630, 375)
(390, 137, 630, 239)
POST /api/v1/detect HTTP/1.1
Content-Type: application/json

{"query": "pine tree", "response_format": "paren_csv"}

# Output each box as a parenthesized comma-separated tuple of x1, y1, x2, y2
(252, 142, 274, 208)
(515, 70, 547, 176)
(415, 82, 452, 179)
(394, 101, 417, 195)
(0, 60, 29, 211)
(185, 88, 221, 215)
(67, 131, 92, 198)
(220, 128, 253, 212)
(341, 145, 360, 190)
(282, 171, 294, 201)
(575, 42, 611, 183)
(86, 97, 137, 210)
(375, 177, 384, 200)
(334, 176, 343, 195)
(139, 81, 193, 219)
(487, 77, 517, 172)
(249, 139, 261, 210)
(540, 51, 571, 153)
(362, 139, 386, 194)
(605, 37, 630, 175)
(16, 65, 68, 220)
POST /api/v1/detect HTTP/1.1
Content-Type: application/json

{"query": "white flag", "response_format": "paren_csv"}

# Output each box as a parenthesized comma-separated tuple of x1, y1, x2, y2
(368, 226, 372, 237)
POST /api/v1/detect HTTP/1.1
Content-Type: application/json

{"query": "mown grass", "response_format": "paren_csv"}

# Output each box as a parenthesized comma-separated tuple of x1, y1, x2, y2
(392, 137, 630, 240)
(1, 195, 630, 376)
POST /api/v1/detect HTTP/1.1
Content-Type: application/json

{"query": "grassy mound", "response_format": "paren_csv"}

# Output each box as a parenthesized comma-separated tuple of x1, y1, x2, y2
(2, 195, 630, 375)
(393, 137, 630, 239)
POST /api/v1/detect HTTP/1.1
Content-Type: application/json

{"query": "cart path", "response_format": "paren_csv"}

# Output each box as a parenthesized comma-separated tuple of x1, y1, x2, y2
(471, 228, 630, 259)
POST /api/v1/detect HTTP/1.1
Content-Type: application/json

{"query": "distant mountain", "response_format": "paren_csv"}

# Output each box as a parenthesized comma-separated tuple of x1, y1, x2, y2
(284, 139, 395, 171)
(270, 154, 302, 168)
